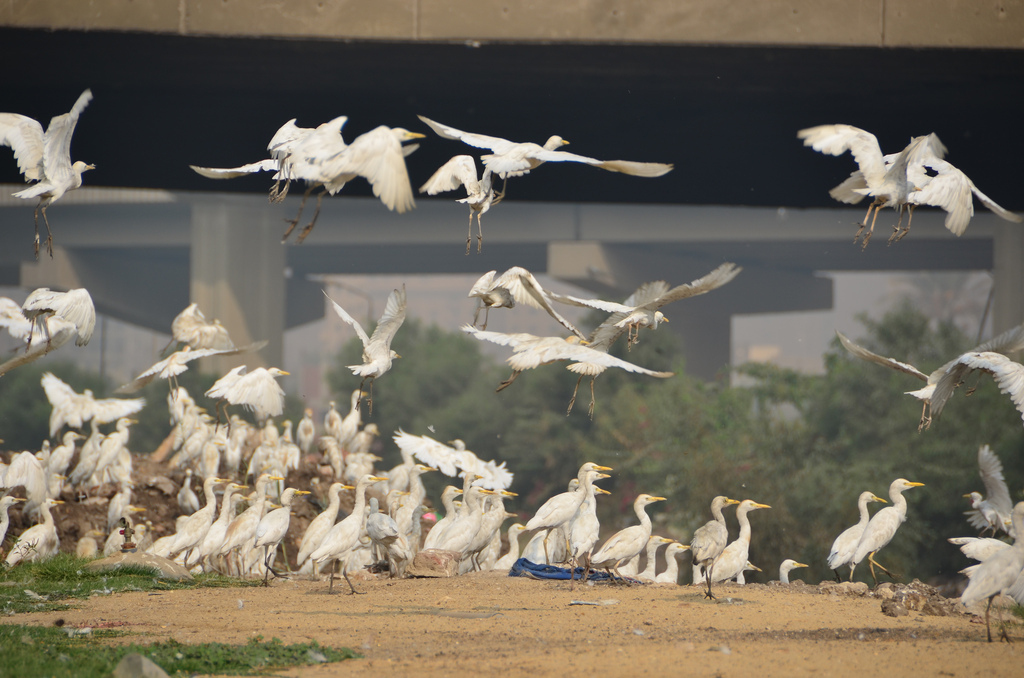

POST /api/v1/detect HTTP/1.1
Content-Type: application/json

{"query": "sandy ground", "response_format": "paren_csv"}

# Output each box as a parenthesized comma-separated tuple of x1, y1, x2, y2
(9, 572, 1023, 677)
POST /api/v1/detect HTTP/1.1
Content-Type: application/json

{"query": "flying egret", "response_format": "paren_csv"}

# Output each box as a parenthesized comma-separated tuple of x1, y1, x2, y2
(392, 431, 514, 490)
(192, 118, 424, 243)
(930, 351, 1024, 426)
(797, 124, 926, 247)
(40, 372, 145, 437)
(468, 267, 586, 337)
(253, 487, 312, 584)
(462, 324, 673, 417)
(420, 155, 503, 253)
(690, 495, 740, 599)
(167, 303, 237, 352)
(549, 262, 742, 349)
(949, 536, 1011, 564)
(205, 366, 289, 422)
(963, 445, 1014, 537)
(836, 321, 1024, 429)
(5, 497, 63, 566)
(325, 286, 407, 412)
(0, 301, 78, 375)
(590, 494, 667, 582)
(116, 345, 256, 395)
(827, 490, 888, 580)
(22, 287, 95, 348)
(417, 115, 674, 198)
(779, 559, 810, 584)
(708, 500, 771, 584)
(960, 502, 1024, 642)
(850, 478, 925, 585)
(0, 89, 94, 257)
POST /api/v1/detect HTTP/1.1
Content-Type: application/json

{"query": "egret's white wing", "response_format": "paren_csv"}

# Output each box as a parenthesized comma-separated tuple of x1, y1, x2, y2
(228, 369, 286, 419)
(497, 268, 586, 339)
(89, 395, 146, 425)
(0, 113, 45, 181)
(41, 89, 92, 189)
(835, 331, 929, 381)
(417, 115, 512, 151)
(366, 286, 407, 352)
(949, 536, 1010, 562)
(267, 118, 315, 156)
(189, 159, 280, 179)
(321, 126, 416, 212)
(829, 170, 868, 204)
(40, 372, 77, 409)
(23, 287, 95, 346)
(971, 183, 1022, 224)
(797, 124, 887, 186)
(524, 148, 673, 177)
(978, 444, 1014, 519)
(0, 297, 32, 340)
(931, 351, 1024, 421)
(637, 262, 742, 310)
(468, 271, 498, 299)
(116, 347, 241, 394)
(393, 430, 460, 477)
(419, 155, 480, 195)
(563, 352, 675, 378)
(323, 290, 371, 348)
(906, 159, 975, 236)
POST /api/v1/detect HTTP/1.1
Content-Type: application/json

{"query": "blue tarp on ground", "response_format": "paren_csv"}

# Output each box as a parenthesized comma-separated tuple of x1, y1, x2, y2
(507, 558, 619, 581)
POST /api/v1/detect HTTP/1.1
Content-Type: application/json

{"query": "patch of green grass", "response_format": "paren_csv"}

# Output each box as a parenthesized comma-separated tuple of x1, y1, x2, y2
(0, 625, 358, 677)
(0, 553, 262, 614)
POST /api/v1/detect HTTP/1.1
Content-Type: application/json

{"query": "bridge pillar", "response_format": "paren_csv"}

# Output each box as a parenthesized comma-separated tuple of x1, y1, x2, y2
(190, 199, 285, 372)
(992, 224, 1024, 335)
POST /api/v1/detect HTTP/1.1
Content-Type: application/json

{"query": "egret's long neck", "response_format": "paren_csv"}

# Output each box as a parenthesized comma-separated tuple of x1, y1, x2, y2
(203, 480, 218, 507)
(891, 491, 909, 520)
(636, 502, 653, 534)
(780, 568, 790, 585)
(663, 549, 680, 581)
(507, 527, 522, 560)
(217, 488, 237, 521)
(712, 504, 726, 526)
(639, 538, 660, 579)
(856, 496, 872, 527)
(736, 508, 752, 544)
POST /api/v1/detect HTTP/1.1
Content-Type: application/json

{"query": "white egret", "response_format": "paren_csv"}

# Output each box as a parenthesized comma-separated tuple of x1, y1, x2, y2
(930, 351, 1024, 425)
(325, 286, 406, 412)
(963, 445, 1014, 537)
(198, 482, 247, 571)
(311, 474, 389, 594)
(850, 478, 925, 585)
(549, 262, 742, 349)
(41, 373, 145, 438)
(468, 267, 586, 337)
(525, 463, 611, 562)
(434, 485, 495, 555)
(324, 400, 343, 442)
(296, 408, 316, 455)
(493, 523, 529, 572)
(0, 89, 93, 257)
(949, 536, 1010, 564)
(46, 431, 84, 478)
(690, 495, 740, 599)
(779, 559, 809, 584)
(0, 305, 77, 376)
(567, 484, 612, 579)
(836, 322, 1024, 429)
(75, 529, 106, 559)
(335, 390, 364, 451)
(827, 490, 888, 579)
(1, 450, 48, 518)
(590, 494, 667, 581)
(462, 488, 517, 571)
(655, 542, 691, 584)
(0, 496, 26, 552)
(422, 485, 464, 550)
(168, 476, 230, 567)
(417, 115, 673, 188)
(116, 345, 252, 395)
(734, 561, 763, 585)
(218, 474, 283, 575)
(420, 155, 503, 253)
(296, 481, 351, 573)
(798, 124, 926, 247)
(167, 303, 237, 351)
(5, 498, 63, 566)
(177, 469, 200, 515)
(366, 496, 412, 578)
(709, 500, 771, 584)
(22, 287, 95, 347)
(960, 501, 1024, 642)
(205, 366, 289, 422)
(392, 431, 514, 490)
(637, 536, 675, 582)
(106, 481, 134, 532)
(462, 325, 673, 416)
(254, 487, 312, 584)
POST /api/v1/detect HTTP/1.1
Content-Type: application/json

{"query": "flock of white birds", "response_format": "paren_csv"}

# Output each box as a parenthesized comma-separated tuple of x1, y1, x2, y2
(2, 91, 1024, 642)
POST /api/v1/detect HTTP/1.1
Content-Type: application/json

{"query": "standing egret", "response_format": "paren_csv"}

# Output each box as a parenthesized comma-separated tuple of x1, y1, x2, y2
(836, 322, 1024, 430)
(296, 408, 316, 455)
(637, 536, 676, 582)
(366, 496, 412, 578)
(960, 502, 1024, 642)
(168, 477, 231, 567)
(462, 324, 673, 417)
(493, 523, 529, 573)
(690, 495, 740, 599)
(336, 390, 365, 451)
(779, 559, 810, 584)
(178, 469, 200, 515)
(296, 481, 351, 574)
(0, 496, 26, 552)
(325, 287, 407, 413)
(590, 494, 667, 582)
(311, 474, 389, 594)
(524, 463, 612, 563)
(218, 474, 283, 575)
(709, 500, 772, 584)
(963, 445, 1014, 537)
(420, 155, 503, 253)
(5, 498, 63, 566)
(655, 542, 691, 584)
(422, 485, 464, 550)
(253, 487, 312, 584)
(850, 478, 925, 585)
(827, 490, 888, 580)
(735, 561, 763, 585)
(197, 482, 247, 571)
(0, 89, 94, 257)
(568, 485, 612, 580)
(467, 267, 586, 337)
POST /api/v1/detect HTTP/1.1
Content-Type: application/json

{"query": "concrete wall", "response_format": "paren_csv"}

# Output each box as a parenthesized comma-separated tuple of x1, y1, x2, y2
(3, 1, 1021, 48)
